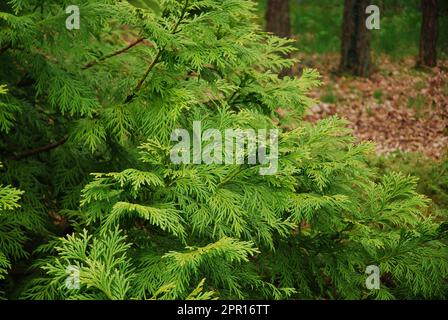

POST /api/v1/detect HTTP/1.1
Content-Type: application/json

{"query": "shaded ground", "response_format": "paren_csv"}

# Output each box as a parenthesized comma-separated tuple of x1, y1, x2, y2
(298, 54, 448, 159)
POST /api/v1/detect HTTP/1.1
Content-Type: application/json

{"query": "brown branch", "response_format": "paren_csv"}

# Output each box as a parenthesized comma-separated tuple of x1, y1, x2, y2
(171, 0, 189, 34)
(10, 137, 68, 160)
(124, 0, 190, 103)
(125, 49, 163, 103)
(82, 38, 145, 70)
(0, 43, 11, 55)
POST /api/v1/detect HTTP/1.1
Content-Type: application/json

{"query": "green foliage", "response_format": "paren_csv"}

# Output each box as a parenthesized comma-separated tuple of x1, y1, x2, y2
(0, 0, 446, 300)
(0, 161, 24, 295)
(368, 152, 448, 211)
(321, 85, 338, 104)
(22, 228, 257, 300)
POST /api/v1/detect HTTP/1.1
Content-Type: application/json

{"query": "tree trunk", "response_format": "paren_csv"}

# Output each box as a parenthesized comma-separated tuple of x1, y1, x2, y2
(340, 0, 372, 77)
(419, 0, 438, 67)
(266, 0, 291, 39)
(266, 0, 292, 77)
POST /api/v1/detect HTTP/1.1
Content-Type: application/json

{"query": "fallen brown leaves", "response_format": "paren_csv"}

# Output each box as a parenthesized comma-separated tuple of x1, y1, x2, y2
(301, 54, 448, 159)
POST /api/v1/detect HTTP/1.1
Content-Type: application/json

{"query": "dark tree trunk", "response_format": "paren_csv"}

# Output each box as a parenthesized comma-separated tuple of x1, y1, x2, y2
(340, 0, 372, 77)
(419, 0, 438, 67)
(266, 0, 292, 77)
(266, 0, 291, 38)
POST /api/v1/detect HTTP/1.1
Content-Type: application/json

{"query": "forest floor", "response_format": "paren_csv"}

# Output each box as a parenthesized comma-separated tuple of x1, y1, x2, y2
(298, 54, 448, 160)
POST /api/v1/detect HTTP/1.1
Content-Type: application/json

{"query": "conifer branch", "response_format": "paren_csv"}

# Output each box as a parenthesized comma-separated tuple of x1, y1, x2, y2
(172, 0, 190, 34)
(217, 167, 247, 187)
(228, 75, 253, 107)
(10, 137, 68, 160)
(125, 49, 163, 103)
(125, 0, 189, 103)
(3, 0, 445, 301)
(0, 43, 11, 55)
(82, 38, 146, 70)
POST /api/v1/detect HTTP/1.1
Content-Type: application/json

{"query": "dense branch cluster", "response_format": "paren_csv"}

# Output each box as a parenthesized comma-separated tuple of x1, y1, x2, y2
(0, 0, 446, 299)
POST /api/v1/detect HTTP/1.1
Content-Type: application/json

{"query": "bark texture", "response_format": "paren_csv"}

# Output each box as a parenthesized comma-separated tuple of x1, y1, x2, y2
(419, 0, 439, 67)
(340, 0, 372, 77)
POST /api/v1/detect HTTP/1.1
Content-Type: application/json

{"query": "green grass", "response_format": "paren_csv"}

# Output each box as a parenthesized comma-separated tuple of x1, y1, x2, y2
(442, 83, 448, 97)
(290, 0, 342, 54)
(321, 85, 338, 104)
(373, 89, 384, 103)
(372, 3, 421, 59)
(368, 151, 448, 211)
(415, 80, 426, 91)
(407, 93, 427, 118)
(256, 0, 448, 59)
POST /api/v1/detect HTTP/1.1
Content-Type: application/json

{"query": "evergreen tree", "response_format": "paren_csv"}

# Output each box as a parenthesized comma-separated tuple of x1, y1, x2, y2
(0, 0, 446, 299)
(0, 159, 24, 298)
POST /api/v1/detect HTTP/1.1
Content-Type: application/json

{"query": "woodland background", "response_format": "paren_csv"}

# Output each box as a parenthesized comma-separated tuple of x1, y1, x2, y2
(262, 0, 447, 213)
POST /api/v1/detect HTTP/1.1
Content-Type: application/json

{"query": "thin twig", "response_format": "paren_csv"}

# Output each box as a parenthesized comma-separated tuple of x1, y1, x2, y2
(125, 49, 163, 103)
(82, 38, 145, 70)
(10, 137, 68, 160)
(171, 0, 190, 34)
(217, 167, 247, 187)
(0, 43, 11, 55)
(125, 0, 190, 103)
